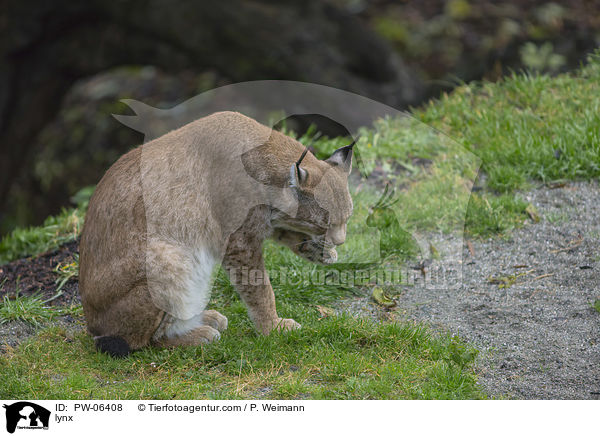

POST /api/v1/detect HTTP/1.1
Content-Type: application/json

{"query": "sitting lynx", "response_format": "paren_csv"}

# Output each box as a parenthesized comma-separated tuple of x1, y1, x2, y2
(79, 111, 354, 357)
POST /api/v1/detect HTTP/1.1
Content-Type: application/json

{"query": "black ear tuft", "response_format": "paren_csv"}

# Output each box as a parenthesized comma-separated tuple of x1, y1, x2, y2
(295, 147, 309, 177)
(290, 147, 309, 187)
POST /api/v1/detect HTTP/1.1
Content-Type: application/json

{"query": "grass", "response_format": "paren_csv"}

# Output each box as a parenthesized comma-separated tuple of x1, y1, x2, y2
(0, 186, 93, 265)
(0, 290, 56, 327)
(0, 207, 84, 265)
(0, 284, 81, 327)
(1, 249, 481, 400)
(415, 51, 600, 192)
(54, 254, 79, 293)
(2, 49, 600, 400)
(591, 299, 600, 314)
(0, 317, 481, 399)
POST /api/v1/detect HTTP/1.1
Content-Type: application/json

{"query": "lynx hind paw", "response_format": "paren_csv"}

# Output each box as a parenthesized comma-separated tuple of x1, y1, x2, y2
(202, 310, 228, 332)
(194, 325, 221, 344)
(155, 325, 221, 348)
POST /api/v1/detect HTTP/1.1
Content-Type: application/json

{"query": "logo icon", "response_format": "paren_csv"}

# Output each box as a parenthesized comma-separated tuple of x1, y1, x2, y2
(3, 402, 50, 434)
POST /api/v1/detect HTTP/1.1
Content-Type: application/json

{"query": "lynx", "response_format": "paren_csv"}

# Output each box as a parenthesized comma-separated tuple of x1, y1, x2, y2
(79, 111, 354, 357)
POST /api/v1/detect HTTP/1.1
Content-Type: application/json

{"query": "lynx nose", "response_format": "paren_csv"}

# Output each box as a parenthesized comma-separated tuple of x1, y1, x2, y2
(327, 224, 346, 246)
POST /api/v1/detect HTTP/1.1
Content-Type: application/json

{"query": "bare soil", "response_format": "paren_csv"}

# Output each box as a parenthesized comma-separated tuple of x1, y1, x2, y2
(0, 240, 81, 352)
(0, 240, 80, 306)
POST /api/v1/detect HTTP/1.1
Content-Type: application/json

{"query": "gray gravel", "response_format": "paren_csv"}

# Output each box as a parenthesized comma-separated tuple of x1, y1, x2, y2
(342, 179, 600, 399)
(0, 317, 84, 354)
(0, 320, 36, 353)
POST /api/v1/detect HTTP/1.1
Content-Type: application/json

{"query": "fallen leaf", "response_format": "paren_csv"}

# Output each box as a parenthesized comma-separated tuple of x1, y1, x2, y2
(315, 305, 336, 318)
(525, 204, 540, 222)
(466, 240, 475, 257)
(371, 287, 396, 308)
(429, 242, 440, 260)
(487, 274, 517, 288)
(547, 179, 567, 189)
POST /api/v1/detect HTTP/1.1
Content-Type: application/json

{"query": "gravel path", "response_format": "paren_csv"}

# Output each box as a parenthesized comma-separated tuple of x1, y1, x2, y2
(386, 180, 599, 399)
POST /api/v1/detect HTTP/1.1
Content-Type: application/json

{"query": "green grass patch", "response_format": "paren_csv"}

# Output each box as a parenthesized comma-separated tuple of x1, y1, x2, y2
(0, 186, 94, 265)
(0, 290, 56, 327)
(591, 299, 600, 314)
(415, 50, 600, 192)
(464, 193, 529, 237)
(0, 287, 81, 326)
(297, 114, 482, 240)
(0, 315, 482, 400)
(0, 208, 83, 265)
(310, 49, 600, 238)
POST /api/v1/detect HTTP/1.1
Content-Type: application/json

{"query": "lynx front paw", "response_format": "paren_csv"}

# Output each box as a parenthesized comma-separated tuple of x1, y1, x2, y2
(266, 318, 301, 334)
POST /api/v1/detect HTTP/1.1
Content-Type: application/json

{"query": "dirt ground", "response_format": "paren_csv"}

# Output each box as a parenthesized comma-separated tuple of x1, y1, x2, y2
(1, 181, 599, 399)
(447, 180, 600, 399)
(342, 180, 600, 399)
(0, 240, 81, 352)
(0, 240, 79, 306)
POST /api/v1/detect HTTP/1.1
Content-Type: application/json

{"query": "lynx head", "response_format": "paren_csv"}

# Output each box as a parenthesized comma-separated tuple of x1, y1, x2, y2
(271, 140, 355, 264)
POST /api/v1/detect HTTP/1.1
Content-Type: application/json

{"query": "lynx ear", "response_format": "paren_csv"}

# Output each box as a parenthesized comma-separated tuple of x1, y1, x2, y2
(326, 138, 355, 174)
(290, 148, 309, 187)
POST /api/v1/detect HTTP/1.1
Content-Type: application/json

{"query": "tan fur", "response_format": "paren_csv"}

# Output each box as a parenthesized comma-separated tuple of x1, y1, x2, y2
(79, 111, 353, 351)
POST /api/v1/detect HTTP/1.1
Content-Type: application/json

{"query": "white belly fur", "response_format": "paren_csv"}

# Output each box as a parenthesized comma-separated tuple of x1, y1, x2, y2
(147, 243, 218, 338)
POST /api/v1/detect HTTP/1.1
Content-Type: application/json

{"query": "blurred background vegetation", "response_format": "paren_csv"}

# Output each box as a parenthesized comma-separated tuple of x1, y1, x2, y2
(1, 0, 599, 235)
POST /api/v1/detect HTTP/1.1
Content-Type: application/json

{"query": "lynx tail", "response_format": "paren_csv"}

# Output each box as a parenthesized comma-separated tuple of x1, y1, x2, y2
(94, 335, 131, 358)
